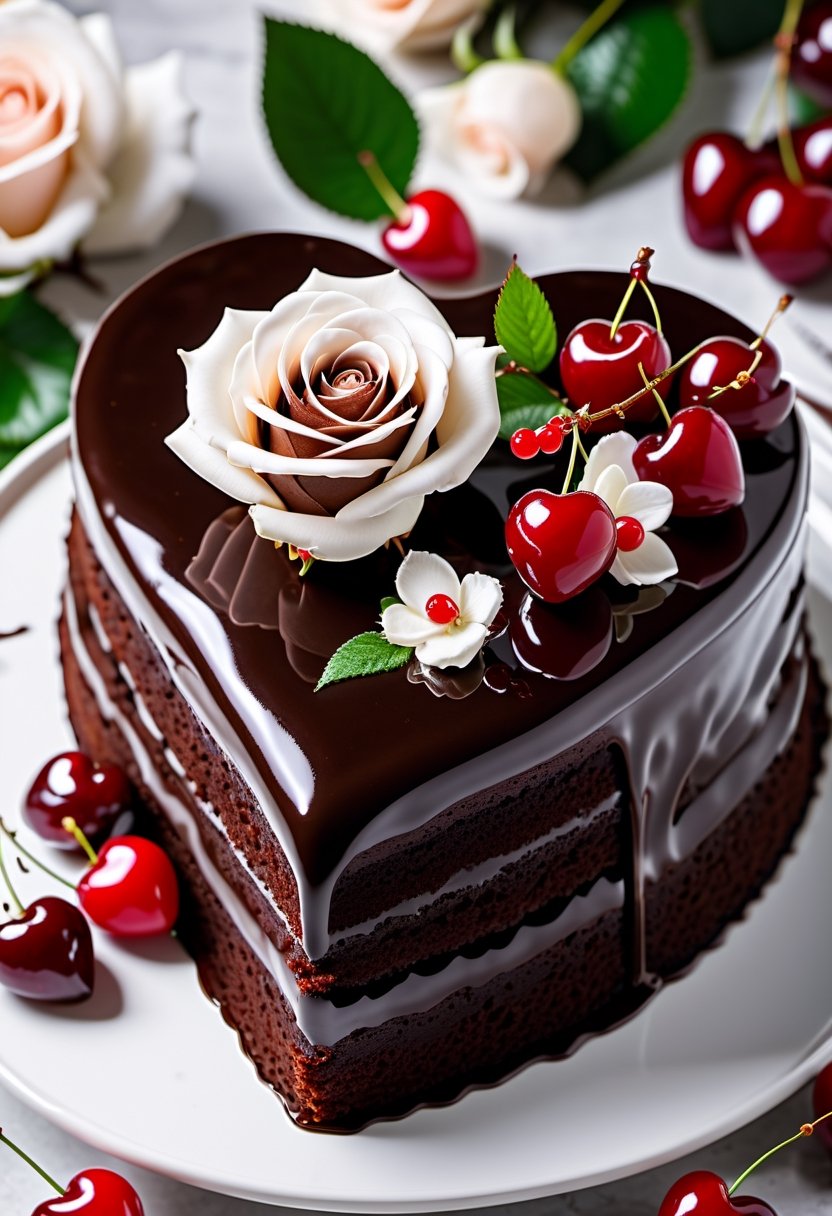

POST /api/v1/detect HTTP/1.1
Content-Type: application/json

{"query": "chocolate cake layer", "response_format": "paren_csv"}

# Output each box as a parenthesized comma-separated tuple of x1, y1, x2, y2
(66, 233, 826, 1127)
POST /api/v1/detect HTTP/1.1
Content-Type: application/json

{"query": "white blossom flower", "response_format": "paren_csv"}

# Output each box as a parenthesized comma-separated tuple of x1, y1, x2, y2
(381, 550, 502, 669)
(577, 433, 678, 587)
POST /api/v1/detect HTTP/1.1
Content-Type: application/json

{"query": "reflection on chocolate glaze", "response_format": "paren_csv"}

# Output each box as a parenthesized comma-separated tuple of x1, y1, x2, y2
(511, 588, 613, 681)
(407, 654, 485, 699)
(608, 583, 672, 644)
(668, 510, 748, 590)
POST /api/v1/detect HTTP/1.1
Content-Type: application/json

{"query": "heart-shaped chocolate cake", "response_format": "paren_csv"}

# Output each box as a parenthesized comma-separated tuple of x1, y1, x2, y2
(63, 234, 826, 1129)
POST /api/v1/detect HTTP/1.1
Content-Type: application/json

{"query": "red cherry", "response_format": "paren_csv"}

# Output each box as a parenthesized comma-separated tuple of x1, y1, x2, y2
(559, 319, 672, 433)
(536, 420, 565, 455)
(678, 336, 794, 439)
(812, 1060, 832, 1157)
(682, 132, 779, 251)
(510, 587, 613, 680)
(382, 189, 478, 281)
(633, 407, 745, 517)
(792, 2, 832, 109)
(0, 896, 94, 1002)
(615, 515, 645, 551)
(32, 1168, 145, 1215)
(505, 490, 617, 604)
(510, 428, 539, 460)
(792, 116, 832, 185)
(425, 594, 459, 625)
(733, 175, 832, 286)
(658, 1171, 776, 1216)
(24, 752, 130, 851)
(76, 836, 179, 937)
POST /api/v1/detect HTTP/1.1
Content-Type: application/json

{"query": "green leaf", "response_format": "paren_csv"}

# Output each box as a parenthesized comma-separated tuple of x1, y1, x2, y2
(261, 19, 419, 221)
(379, 596, 400, 612)
(496, 372, 570, 440)
(316, 631, 413, 691)
(493, 264, 557, 373)
(0, 292, 78, 453)
(700, 0, 784, 59)
(498, 402, 572, 442)
(564, 8, 692, 183)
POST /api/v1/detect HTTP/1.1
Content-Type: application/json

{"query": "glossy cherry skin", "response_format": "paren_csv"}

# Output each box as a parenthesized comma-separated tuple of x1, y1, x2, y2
(682, 132, 778, 251)
(792, 2, 832, 108)
(506, 490, 617, 604)
(381, 189, 478, 281)
(812, 1059, 832, 1157)
(559, 319, 672, 433)
(678, 336, 794, 439)
(510, 587, 612, 680)
(658, 1171, 776, 1216)
(793, 116, 832, 185)
(733, 175, 832, 285)
(76, 836, 179, 937)
(24, 751, 131, 850)
(633, 407, 745, 517)
(32, 1168, 145, 1215)
(0, 896, 94, 1002)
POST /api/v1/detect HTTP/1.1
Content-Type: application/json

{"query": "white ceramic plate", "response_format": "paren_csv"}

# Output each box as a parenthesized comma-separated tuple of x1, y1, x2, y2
(1, 426, 832, 1211)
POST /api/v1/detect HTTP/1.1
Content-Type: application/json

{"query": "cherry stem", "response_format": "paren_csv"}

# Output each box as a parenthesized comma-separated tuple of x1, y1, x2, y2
(585, 339, 702, 427)
(638, 361, 672, 428)
(560, 420, 581, 496)
(575, 430, 589, 463)
(745, 60, 778, 150)
(451, 13, 486, 73)
(728, 1111, 832, 1195)
(638, 279, 662, 335)
(708, 349, 763, 400)
(0, 819, 75, 891)
(0, 831, 24, 917)
(0, 1129, 65, 1196)
(774, 0, 806, 186)
(493, 6, 523, 60)
(553, 0, 626, 75)
(357, 151, 410, 224)
(62, 817, 98, 865)
(609, 279, 637, 341)
(609, 247, 655, 340)
(751, 293, 793, 350)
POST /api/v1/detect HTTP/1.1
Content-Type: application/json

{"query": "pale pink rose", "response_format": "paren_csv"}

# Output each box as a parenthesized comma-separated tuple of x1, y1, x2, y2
(325, 0, 489, 52)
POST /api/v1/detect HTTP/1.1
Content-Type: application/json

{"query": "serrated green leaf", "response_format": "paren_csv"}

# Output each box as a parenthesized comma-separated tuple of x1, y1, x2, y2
(261, 19, 419, 221)
(496, 370, 564, 413)
(494, 264, 557, 373)
(316, 631, 412, 691)
(0, 292, 78, 451)
(380, 596, 400, 612)
(564, 8, 692, 183)
(701, 0, 784, 58)
(498, 402, 572, 442)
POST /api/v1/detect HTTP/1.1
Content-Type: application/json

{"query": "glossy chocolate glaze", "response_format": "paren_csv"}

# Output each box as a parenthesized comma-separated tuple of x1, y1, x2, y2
(72, 234, 809, 963)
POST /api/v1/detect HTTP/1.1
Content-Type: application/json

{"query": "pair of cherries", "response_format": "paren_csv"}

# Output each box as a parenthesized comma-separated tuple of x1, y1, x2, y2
(0, 751, 179, 1004)
(2, 1128, 143, 1215)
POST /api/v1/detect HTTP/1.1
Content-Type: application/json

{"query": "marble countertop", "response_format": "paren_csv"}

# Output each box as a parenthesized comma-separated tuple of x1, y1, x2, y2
(2, 1, 832, 1212)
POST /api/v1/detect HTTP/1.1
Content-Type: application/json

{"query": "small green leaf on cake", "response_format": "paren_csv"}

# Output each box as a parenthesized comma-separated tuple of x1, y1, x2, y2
(564, 7, 692, 183)
(498, 401, 571, 442)
(494, 263, 557, 373)
(496, 370, 570, 440)
(316, 631, 413, 692)
(380, 596, 400, 613)
(261, 19, 420, 221)
(0, 291, 78, 464)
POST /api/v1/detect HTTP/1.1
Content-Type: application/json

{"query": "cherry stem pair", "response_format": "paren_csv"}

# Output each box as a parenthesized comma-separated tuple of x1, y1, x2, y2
(0, 1128, 65, 1196)
(728, 1110, 832, 1195)
(0, 830, 23, 916)
(609, 247, 661, 340)
(745, 0, 805, 183)
(0, 816, 94, 889)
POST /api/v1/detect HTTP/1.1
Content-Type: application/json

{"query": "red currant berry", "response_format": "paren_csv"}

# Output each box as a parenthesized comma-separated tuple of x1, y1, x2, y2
(536, 422, 565, 455)
(510, 428, 539, 460)
(615, 515, 645, 551)
(425, 594, 459, 625)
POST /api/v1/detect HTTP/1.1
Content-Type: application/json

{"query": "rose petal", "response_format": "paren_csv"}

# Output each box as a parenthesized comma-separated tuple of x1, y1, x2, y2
(459, 571, 502, 627)
(395, 550, 461, 612)
(179, 308, 269, 454)
(298, 269, 455, 340)
(416, 621, 487, 670)
(0, 147, 106, 275)
(324, 0, 490, 53)
(166, 420, 275, 506)
(578, 433, 638, 493)
(593, 464, 629, 513)
(250, 494, 424, 563)
(615, 480, 673, 532)
(226, 439, 393, 480)
(250, 290, 365, 405)
(382, 602, 444, 647)
(615, 532, 678, 587)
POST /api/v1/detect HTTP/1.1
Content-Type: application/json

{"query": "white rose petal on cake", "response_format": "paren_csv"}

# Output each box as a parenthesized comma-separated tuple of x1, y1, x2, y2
(417, 61, 581, 200)
(381, 550, 502, 669)
(166, 269, 502, 564)
(0, 0, 194, 293)
(324, 0, 490, 53)
(578, 432, 678, 587)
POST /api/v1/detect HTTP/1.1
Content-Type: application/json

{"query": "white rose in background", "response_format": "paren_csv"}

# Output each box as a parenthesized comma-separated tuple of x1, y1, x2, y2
(418, 60, 581, 200)
(0, 0, 194, 295)
(167, 269, 501, 564)
(325, 0, 490, 53)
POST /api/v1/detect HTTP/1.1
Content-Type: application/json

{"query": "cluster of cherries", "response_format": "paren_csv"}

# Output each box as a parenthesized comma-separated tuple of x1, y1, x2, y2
(0, 751, 179, 1005)
(683, 1, 832, 285)
(658, 1060, 832, 1213)
(503, 249, 794, 606)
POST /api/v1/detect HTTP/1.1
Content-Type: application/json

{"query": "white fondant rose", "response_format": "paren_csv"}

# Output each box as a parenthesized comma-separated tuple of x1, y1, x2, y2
(382, 550, 502, 669)
(418, 61, 581, 199)
(325, 0, 489, 52)
(167, 269, 501, 564)
(0, 0, 194, 294)
(578, 434, 678, 587)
